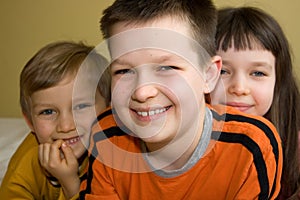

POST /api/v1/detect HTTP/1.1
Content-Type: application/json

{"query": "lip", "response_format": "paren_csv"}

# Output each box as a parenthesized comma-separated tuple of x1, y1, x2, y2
(226, 102, 252, 112)
(131, 106, 171, 122)
(56, 135, 83, 146)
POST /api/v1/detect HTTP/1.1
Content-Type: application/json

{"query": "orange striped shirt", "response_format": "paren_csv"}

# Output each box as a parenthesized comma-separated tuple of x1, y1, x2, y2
(80, 105, 282, 200)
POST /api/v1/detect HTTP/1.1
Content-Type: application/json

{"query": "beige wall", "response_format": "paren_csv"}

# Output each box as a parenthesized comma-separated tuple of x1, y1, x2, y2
(0, 0, 299, 117)
(0, 0, 114, 117)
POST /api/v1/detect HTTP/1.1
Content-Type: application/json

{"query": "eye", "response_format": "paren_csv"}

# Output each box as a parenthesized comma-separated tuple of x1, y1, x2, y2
(74, 103, 92, 110)
(220, 68, 229, 75)
(113, 68, 135, 75)
(37, 109, 57, 120)
(158, 65, 179, 71)
(39, 109, 56, 116)
(251, 71, 266, 77)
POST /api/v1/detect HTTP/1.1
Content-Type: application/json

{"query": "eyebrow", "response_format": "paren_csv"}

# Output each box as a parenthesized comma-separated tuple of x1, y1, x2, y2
(32, 103, 54, 110)
(151, 55, 176, 65)
(112, 53, 178, 66)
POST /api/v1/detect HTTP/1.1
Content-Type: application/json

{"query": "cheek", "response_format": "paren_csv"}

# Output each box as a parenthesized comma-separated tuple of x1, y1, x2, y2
(253, 88, 274, 113)
(174, 76, 205, 114)
(111, 79, 133, 107)
(75, 110, 99, 133)
(32, 121, 53, 143)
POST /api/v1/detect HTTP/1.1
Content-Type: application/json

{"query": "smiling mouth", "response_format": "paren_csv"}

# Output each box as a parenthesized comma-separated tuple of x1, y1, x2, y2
(135, 106, 171, 117)
(63, 136, 81, 145)
(226, 103, 252, 112)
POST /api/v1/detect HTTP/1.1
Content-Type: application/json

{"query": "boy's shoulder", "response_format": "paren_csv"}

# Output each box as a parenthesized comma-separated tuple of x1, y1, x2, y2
(90, 107, 138, 151)
(1, 134, 44, 191)
(6, 132, 39, 170)
(92, 107, 116, 130)
(91, 107, 125, 140)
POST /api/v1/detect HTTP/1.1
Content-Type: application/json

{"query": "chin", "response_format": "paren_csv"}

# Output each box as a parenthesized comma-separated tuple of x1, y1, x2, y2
(72, 145, 87, 159)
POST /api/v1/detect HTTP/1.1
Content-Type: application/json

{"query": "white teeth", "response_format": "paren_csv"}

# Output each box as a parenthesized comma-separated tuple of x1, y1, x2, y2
(137, 108, 167, 117)
(64, 137, 80, 145)
(141, 112, 148, 117)
(149, 110, 155, 116)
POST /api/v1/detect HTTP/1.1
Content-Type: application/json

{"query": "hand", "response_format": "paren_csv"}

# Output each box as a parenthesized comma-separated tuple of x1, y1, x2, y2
(39, 140, 80, 198)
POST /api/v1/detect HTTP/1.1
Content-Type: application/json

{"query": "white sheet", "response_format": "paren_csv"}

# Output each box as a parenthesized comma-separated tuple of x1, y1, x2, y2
(0, 118, 30, 185)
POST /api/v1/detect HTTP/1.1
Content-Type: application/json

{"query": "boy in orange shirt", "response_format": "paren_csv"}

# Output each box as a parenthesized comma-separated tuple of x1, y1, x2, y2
(79, 0, 283, 199)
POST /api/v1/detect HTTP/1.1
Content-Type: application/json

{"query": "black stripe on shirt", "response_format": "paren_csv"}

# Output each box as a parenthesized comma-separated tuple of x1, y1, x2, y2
(211, 111, 279, 164)
(79, 154, 96, 199)
(80, 118, 127, 199)
(212, 131, 269, 200)
(211, 109, 279, 199)
(91, 109, 113, 127)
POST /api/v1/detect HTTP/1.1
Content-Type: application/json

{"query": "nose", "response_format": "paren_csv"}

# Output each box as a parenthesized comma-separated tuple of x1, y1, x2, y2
(56, 111, 76, 133)
(228, 75, 250, 96)
(131, 84, 159, 103)
(131, 68, 159, 102)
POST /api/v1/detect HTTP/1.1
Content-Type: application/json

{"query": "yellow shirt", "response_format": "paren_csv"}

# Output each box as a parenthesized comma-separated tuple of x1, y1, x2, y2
(0, 132, 88, 200)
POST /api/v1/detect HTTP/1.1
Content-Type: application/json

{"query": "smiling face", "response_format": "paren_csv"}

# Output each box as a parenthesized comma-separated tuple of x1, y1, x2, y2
(111, 49, 206, 150)
(109, 16, 221, 152)
(28, 74, 106, 159)
(210, 47, 276, 116)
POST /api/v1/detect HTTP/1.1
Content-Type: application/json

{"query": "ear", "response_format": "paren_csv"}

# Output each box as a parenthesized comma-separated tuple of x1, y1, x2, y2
(204, 55, 222, 94)
(22, 113, 35, 133)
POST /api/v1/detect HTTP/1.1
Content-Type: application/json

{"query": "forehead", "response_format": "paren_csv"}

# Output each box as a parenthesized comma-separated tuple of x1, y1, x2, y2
(218, 47, 275, 69)
(108, 16, 211, 68)
(30, 76, 74, 102)
(112, 48, 189, 68)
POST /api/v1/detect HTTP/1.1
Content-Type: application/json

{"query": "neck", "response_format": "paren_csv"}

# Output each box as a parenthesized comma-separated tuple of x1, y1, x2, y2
(145, 115, 205, 171)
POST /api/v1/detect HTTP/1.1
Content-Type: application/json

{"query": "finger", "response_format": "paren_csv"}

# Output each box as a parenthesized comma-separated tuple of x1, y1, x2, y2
(48, 140, 64, 166)
(38, 144, 52, 177)
(38, 144, 44, 164)
(39, 143, 51, 166)
(61, 143, 78, 167)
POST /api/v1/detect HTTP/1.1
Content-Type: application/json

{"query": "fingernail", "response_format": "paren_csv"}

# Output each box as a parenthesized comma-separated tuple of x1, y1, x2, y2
(62, 142, 67, 148)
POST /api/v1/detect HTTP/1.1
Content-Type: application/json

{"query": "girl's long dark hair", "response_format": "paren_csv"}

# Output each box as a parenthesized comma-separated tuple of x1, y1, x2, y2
(216, 6, 300, 199)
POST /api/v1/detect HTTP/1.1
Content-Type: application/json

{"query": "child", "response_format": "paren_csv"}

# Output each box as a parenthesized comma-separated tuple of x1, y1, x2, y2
(0, 41, 111, 199)
(79, 0, 283, 199)
(210, 6, 300, 200)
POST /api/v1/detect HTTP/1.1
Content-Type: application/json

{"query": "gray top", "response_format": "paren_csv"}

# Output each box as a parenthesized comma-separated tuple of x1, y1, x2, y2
(141, 107, 213, 178)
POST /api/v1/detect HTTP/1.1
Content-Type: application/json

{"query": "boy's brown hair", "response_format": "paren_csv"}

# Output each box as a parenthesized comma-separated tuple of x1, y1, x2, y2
(20, 41, 111, 121)
(100, 0, 217, 56)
